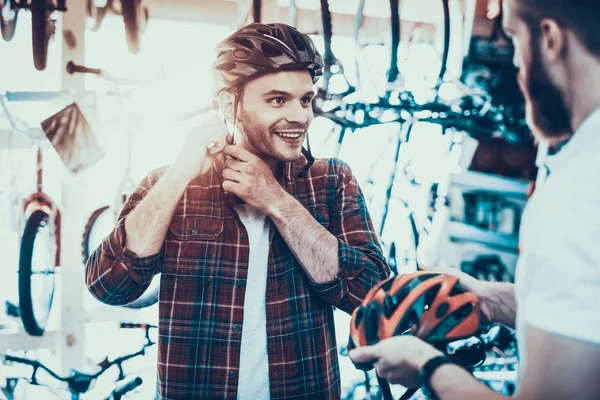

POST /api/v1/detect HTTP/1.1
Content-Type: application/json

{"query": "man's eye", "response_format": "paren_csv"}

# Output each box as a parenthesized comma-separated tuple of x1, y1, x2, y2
(301, 97, 313, 104)
(270, 98, 284, 104)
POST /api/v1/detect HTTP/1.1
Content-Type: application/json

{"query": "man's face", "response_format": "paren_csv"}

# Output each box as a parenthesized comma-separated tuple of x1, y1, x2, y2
(235, 70, 315, 164)
(502, 0, 572, 141)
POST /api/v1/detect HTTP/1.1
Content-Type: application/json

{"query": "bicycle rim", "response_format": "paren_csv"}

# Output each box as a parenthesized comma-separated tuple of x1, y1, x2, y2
(19, 209, 56, 336)
(81, 205, 111, 265)
(82, 206, 160, 309)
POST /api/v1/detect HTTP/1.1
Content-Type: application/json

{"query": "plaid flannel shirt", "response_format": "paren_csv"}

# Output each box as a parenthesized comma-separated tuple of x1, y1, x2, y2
(86, 154, 390, 399)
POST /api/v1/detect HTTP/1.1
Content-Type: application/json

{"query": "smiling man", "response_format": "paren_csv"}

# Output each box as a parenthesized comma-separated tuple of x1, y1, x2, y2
(85, 23, 390, 399)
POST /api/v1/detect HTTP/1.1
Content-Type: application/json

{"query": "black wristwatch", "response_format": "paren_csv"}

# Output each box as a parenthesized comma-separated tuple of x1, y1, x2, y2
(419, 355, 456, 400)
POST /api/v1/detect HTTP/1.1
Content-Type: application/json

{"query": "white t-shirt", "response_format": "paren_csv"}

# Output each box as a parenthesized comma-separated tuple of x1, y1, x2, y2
(515, 107, 600, 380)
(235, 204, 271, 400)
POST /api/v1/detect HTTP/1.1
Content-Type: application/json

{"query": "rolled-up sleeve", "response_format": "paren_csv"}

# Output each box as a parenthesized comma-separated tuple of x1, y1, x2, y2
(309, 159, 391, 314)
(85, 167, 167, 306)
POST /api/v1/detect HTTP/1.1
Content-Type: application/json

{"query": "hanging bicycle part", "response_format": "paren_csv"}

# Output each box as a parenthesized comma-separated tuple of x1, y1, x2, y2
(0, 94, 60, 336)
(387, 0, 450, 93)
(87, 0, 149, 54)
(2, 322, 156, 399)
(19, 147, 61, 336)
(67, 61, 160, 310)
(30, 0, 67, 71)
(0, 0, 20, 41)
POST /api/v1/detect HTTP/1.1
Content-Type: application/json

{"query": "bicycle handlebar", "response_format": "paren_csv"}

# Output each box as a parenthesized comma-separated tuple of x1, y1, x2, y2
(3, 322, 158, 395)
(110, 376, 143, 400)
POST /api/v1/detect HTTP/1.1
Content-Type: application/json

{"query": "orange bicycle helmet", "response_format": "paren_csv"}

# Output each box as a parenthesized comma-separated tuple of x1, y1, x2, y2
(348, 271, 486, 369)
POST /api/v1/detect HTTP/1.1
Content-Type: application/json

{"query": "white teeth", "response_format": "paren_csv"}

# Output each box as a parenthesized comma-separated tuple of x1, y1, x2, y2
(275, 132, 302, 139)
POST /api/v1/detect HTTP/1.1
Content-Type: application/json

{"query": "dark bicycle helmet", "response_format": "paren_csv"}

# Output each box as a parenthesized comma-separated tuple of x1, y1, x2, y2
(348, 271, 486, 367)
(214, 22, 323, 93)
(213, 23, 323, 177)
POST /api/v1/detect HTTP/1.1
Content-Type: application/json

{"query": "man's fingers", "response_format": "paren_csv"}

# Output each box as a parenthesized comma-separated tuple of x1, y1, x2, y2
(222, 168, 243, 183)
(348, 345, 380, 364)
(222, 180, 239, 193)
(223, 144, 253, 162)
(224, 158, 246, 172)
(419, 264, 459, 276)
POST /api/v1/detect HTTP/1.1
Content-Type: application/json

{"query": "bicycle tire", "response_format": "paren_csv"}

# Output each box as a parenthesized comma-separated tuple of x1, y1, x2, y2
(122, 0, 142, 54)
(31, 0, 51, 71)
(438, 0, 450, 82)
(81, 205, 110, 265)
(386, 209, 419, 275)
(319, 0, 333, 89)
(82, 206, 160, 309)
(387, 0, 400, 83)
(0, 0, 19, 41)
(388, 0, 450, 84)
(19, 209, 56, 336)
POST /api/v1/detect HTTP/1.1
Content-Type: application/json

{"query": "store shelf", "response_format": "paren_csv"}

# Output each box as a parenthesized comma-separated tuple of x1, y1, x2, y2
(448, 221, 519, 253)
(0, 326, 60, 354)
(451, 170, 530, 197)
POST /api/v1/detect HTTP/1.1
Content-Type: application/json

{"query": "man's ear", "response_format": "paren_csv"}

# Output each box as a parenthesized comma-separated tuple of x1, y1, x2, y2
(217, 91, 235, 124)
(540, 18, 566, 62)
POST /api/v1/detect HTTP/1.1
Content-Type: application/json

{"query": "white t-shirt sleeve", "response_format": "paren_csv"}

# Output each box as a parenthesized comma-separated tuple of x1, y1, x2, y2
(523, 191, 600, 345)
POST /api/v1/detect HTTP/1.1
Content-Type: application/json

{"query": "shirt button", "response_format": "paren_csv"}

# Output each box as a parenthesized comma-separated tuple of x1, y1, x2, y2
(233, 325, 240, 332)
(191, 229, 198, 235)
(228, 371, 235, 378)
(236, 280, 244, 287)
(240, 233, 246, 239)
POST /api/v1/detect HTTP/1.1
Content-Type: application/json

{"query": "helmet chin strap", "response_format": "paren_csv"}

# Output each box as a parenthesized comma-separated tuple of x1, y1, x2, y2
(298, 133, 314, 178)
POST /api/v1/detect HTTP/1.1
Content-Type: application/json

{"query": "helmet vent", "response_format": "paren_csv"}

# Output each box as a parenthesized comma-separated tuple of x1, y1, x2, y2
(232, 38, 254, 50)
(394, 308, 419, 337)
(215, 62, 236, 71)
(423, 284, 441, 310)
(290, 31, 307, 51)
(449, 281, 465, 297)
(261, 42, 283, 57)
(365, 303, 380, 345)
(256, 25, 273, 35)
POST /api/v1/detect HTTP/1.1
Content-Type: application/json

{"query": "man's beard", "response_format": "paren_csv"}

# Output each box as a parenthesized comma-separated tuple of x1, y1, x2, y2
(519, 35, 573, 143)
(236, 106, 307, 162)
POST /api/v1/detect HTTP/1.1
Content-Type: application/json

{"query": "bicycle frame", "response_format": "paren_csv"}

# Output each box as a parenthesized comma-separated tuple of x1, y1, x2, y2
(2, 323, 155, 399)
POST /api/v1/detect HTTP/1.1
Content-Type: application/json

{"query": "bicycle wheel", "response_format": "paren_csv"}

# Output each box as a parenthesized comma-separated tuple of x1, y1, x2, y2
(0, 0, 19, 41)
(381, 203, 419, 275)
(82, 206, 160, 309)
(81, 205, 110, 265)
(389, 0, 450, 87)
(121, 0, 143, 54)
(31, 0, 53, 71)
(319, 0, 332, 74)
(19, 209, 56, 336)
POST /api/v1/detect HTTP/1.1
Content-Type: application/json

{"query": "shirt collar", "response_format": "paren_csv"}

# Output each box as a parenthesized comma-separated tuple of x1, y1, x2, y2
(543, 106, 600, 173)
(213, 152, 308, 183)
